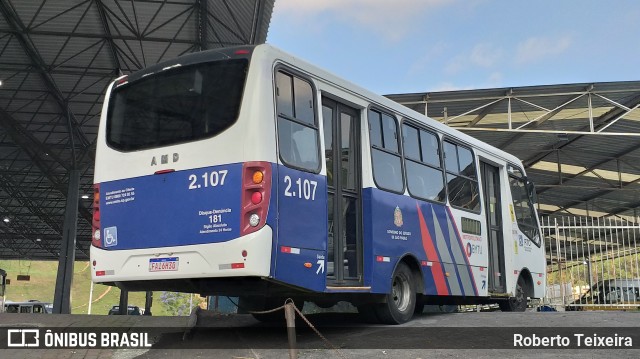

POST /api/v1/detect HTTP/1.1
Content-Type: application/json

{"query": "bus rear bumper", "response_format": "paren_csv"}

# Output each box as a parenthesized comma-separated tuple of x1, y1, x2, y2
(90, 225, 273, 283)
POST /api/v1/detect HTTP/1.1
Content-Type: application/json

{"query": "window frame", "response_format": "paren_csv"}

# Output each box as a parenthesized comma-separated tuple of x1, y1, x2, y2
(274, 65, 322, 174)
(442, 137, 481, 214)
(367, 106, 405, 194)
(400, 119, 447, 204)
(507, 164, 542, 247)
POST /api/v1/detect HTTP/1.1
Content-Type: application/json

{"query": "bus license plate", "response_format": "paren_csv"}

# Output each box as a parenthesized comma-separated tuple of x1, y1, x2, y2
(149, 257, 179, 272)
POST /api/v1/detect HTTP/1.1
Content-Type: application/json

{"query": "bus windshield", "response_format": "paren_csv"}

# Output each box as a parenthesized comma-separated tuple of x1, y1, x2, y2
(107, 59, 248, 151)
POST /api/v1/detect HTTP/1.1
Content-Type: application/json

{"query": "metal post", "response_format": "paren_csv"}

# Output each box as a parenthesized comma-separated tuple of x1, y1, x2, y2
(285, 302, 297, 359)
(423, 95, 429, 117)
(144, 291, 153, 315)
(586, 259, 593, 291)
(118, 289, 129, 315)
(556, 150, 562, 185)
(588, 92, 594, 133)
(507, 96, 512, 129)
(87, 280, 94, 314)
(554, 218, 565, 307)
(53, 169, 80, 314)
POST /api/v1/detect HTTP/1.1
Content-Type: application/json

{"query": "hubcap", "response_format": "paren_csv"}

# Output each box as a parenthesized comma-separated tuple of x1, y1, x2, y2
(392, 273, 411, 312)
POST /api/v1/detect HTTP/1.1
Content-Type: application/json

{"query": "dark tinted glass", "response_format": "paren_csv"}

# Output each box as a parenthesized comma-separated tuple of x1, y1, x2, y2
(421, 130, 440, 167)
(368, 110, 382, 148)
(276, 72, 294, 118)
(277, 117, 319, 171)
(443, 141, 458, 173)
(406, 161, 445, 202)
(340, 112, 357, 190)
(381, 113, 398, 152)
(458, 146, 476, 179)
(402, 124, 420, 160)
(447, 174, 480, 211)
(372, 149, 403, 192)
(509, 176, 540, 244)
(323, 105, 334, 181)
(107, 59, 248, 151)
(293, 77, 314, 124)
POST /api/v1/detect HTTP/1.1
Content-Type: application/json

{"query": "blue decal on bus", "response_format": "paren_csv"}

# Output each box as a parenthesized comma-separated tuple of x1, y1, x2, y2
(364, 187, 478, 296)
(273, 165, 327, 292)
(99, 163, 243, 250)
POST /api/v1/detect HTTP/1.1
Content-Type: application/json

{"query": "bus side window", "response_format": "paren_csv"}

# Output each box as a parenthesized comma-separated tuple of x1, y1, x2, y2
(402, 123, 446, 202)
(275, 71, 320, 172)
(443, 141, 480, 212)
(368, 109, 403, 193)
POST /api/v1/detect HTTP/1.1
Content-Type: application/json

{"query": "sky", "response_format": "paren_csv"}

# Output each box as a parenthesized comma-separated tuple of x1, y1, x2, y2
(267, 0, 640, 95)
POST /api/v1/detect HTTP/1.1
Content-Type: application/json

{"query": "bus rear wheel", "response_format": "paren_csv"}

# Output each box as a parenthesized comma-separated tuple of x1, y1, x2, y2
(375, 262, 416, 324)
(499, 276, 528, 312)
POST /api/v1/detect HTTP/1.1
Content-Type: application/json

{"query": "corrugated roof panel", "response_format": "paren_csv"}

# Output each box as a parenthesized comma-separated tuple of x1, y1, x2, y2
(23, 0, 95, 33)
(139, 40, 185, 65)
(0, 72, 45, 92)
(209, 0, 252, 42)
(30, 34, 110, 68)
(0, 34, 31, 63)
(138, 2, 197, 41)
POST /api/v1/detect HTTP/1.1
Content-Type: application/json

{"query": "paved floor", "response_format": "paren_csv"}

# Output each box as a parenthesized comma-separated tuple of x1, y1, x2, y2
(1, 310, 639, 358)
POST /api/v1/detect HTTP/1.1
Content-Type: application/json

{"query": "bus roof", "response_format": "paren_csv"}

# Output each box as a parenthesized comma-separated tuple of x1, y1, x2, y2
(107, 43, 524, 169)
(257, 44, 524, 168)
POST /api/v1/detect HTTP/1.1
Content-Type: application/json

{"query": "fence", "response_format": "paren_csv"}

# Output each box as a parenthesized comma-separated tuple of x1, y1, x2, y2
(541, 216, 640, 311)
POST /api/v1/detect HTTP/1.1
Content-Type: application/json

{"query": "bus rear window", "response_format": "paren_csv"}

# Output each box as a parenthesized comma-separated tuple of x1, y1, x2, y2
(107, 59, 248, 151)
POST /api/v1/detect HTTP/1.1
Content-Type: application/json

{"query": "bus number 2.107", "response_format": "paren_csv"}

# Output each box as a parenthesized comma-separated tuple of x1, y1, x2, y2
(188, 170, 228, 190)
(284, 176, 317, 200)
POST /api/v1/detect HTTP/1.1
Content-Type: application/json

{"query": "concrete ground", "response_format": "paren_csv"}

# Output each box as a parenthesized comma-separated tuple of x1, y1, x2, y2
(1, 309, 639, 358)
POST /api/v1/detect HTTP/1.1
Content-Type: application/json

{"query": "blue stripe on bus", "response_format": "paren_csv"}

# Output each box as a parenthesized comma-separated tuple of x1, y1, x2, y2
(99, 163, 243, 250)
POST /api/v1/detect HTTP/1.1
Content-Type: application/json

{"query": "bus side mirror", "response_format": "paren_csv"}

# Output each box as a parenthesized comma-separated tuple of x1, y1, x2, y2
(524, 177, 537, 203)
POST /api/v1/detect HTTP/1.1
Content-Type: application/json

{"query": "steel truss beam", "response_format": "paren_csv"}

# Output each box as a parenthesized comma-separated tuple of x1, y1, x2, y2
(0, 1, 92, 164)
(0, 108, 92, 225)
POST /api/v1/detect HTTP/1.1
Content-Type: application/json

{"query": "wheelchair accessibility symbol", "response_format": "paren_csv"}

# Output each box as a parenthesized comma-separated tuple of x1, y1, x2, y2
(104, 227, 118, 247)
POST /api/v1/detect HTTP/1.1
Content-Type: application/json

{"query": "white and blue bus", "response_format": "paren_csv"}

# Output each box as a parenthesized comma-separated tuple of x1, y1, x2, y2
(91, 45, 545, 324)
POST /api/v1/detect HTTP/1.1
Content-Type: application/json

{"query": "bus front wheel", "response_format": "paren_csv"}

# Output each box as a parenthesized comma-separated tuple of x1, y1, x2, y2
(499, 276, 528, 312)
(375, 262, 416, 324)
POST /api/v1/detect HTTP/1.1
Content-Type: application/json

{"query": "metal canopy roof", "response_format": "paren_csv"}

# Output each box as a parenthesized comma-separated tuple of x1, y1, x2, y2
(386, 81, 640, 221)
(0, 0, 274, 260)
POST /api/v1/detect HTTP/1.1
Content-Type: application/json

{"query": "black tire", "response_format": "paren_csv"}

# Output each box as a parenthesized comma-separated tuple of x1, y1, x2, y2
(499, 276, 528, 312)
(413, 295, 425, 315)
(375, 262, 416, 324)
(357, 303, 380, 323)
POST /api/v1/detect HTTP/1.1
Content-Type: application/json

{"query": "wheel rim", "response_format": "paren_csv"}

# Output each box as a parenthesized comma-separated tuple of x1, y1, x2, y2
(392, 272, 411, 312)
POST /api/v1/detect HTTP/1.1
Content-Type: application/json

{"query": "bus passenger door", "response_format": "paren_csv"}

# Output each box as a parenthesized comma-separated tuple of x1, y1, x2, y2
(480, 161, 506, 293)
(322, 97, 363, 285)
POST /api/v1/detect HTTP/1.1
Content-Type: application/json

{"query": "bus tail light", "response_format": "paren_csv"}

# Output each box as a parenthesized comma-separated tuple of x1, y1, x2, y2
(92, 183, 101, 248)
(240, 162, 271, 236)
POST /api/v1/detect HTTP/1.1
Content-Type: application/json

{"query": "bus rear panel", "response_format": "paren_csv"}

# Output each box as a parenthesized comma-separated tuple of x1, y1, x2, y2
(91, 47, 279, 289)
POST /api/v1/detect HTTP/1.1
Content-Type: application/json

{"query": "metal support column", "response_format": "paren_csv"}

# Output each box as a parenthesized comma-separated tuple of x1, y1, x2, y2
(53, 169, 80, 314)
(118, 289, 129, 315)
(144, 291, 153, 315)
